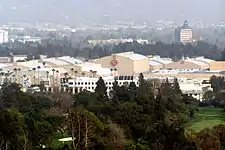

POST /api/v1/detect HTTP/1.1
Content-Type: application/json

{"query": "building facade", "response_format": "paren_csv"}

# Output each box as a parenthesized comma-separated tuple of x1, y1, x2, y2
(0, 30, 9, 44)
(94, 52, 149, 75)
(175, 20, 193, 44)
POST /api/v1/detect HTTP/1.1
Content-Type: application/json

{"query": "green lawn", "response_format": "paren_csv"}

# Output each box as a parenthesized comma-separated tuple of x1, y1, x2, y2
(186, 107, 225, 132)
(51, 133, 71, 149)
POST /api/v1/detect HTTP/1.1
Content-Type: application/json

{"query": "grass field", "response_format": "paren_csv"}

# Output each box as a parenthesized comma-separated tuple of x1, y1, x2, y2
(186, 107, 225, 132)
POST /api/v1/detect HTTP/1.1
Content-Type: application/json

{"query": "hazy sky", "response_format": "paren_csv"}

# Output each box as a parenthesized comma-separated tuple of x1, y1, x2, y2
(0, 0, 223, 24)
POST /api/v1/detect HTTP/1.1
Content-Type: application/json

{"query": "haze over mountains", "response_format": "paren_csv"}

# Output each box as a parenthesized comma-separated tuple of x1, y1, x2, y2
(0, 0, 223, 24)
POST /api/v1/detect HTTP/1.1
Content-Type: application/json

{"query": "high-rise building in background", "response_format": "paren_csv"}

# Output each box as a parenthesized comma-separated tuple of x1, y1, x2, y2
(175, 20, 193, 44)
(0, 30, 9, 44)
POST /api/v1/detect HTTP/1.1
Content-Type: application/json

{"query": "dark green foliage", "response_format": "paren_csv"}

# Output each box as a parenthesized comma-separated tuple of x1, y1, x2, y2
(111, 80, 119, 103)
(74, 90, 96, 107)
(128, 81, 138, 100)
(95, 77, 108, 102)
(210, 75, 225, 94)
(138, 73, 147, 97)
(0, 77, 202, 149)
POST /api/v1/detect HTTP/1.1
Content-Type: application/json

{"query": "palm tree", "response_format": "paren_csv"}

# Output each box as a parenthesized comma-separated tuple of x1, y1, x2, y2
(32, 68, 36, 84)
(81, 72, 85, 77)
(64, 72, 68, 78)
(90, 70, 93, 77)
(74, 70, 78, 86)
(42, 62, 46, 67)
(46, 71, 49, 85)
(92, 71, 97, 78)
(37, 66, 41, 85)
(12, 75, 16, 83)
(70, 68, 74, 77)
(74, 70, 78, 79)
(17, 68, 21, 84)
(110, 68, 113, 75)
(13, 68, 18, 82)
(52, 69, 55, 87)
(56, 70, 59, 87)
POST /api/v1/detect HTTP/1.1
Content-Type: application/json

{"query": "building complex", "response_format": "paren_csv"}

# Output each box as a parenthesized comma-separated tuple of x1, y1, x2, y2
(0, 51, 224, 101)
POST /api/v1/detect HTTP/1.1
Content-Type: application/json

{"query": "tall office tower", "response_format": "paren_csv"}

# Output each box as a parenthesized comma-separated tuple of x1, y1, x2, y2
(0, 30, 9, 44)
(175, 20, 193, 44)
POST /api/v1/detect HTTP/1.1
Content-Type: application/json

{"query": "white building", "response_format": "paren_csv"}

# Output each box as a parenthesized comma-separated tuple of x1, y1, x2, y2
(63, 76, 138, 94)
(180, 29, 193, 44)
(175, 21, 193, 44)
(0, 30, 9, 44)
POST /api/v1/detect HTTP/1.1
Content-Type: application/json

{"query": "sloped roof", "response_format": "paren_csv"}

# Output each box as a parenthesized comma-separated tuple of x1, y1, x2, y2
(57, 56, 83, 65)
(115, 52, 148, 61)
(44, 59, 69, 66)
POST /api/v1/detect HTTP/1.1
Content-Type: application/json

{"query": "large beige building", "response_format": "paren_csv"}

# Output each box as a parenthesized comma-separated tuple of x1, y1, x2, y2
(164, 57, 214, 70)
(94, 52, 149, 75)
(210, 61, 225, 71)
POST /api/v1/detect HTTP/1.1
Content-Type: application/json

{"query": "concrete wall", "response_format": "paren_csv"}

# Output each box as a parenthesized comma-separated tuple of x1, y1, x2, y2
(95, 55, 149, 75)
(95, 55, 133, 75)
(210, 61, 225, 71)
(133, 59, 149, 74)
(164, 61, 201, 70)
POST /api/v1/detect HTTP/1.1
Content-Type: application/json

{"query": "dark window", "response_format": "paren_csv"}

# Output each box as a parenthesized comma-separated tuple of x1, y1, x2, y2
(119, 76, 123, 80)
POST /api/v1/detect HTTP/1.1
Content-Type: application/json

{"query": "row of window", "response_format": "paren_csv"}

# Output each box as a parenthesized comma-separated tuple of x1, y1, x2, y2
(67, 81, 139, 86)
(62, 86, 114, 91)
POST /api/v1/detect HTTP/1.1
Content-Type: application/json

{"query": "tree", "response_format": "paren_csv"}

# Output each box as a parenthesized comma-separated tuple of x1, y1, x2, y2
(32, 68, 36, 85)
(128, 81, 137, 100)
(81, 72, 85, 77)
(213, 124, 225, 147)
(37, 66, 41, 85)
(52, 69, 55, 89)
(202, 90, 215, 102)
(104, 123, 126, 150)
(210, 76, 225, 94)
(68, 107, 104, 150)
(173, 78, 182, 95)
(0, 109, 24, 150)
(74, 91, 96, 107)
(49, 92, 74, 113)
(196, 128, 220, 150)
(13, 68, 18, 82)
(138, 73, 147, 96)
(24, 112, 54, 148)
(1, 83, 22, 108)
(95, 77, 108, 102)
(111, 80, 119, 103)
